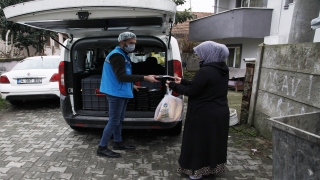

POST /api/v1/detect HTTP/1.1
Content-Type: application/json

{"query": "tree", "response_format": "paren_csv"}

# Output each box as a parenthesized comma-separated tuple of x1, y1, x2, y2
(172, 0, 194, 24)
(0, 0, 56, 57)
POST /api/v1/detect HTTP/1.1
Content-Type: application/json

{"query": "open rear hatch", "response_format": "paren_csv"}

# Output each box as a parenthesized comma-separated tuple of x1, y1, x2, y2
(3, 0, 176, 38)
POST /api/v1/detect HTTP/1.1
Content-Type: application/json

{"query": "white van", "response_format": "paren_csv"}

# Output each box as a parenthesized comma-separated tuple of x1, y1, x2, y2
(4, 0, 184, 134)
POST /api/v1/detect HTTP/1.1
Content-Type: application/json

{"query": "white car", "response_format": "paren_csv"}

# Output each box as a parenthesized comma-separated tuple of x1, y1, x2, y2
(0, 56, 61, 105)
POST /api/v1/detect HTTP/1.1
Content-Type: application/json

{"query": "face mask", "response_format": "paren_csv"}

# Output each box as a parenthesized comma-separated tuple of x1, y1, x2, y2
(124, 44, 135, 53)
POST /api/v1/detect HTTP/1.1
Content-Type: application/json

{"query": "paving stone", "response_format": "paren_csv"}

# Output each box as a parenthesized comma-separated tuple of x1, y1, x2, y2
(5, 162, 26, 167)
(0, 167, 10, 173)
(32, 172, 54, 179)
(47, 166, 67, 173)
(51, 172, 72, 179)
(0, 92, 272, 180)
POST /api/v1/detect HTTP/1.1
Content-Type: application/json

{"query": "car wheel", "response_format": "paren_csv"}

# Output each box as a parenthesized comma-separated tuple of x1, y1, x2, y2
(8, 100, 23, 105)
(69, 126, 84, 131)
(168, 121, 182, 135)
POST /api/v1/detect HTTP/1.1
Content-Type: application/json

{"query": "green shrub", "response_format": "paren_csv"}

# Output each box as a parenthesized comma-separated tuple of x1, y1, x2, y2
(183, 70, 196, 80)
(0, 97, 9, 110)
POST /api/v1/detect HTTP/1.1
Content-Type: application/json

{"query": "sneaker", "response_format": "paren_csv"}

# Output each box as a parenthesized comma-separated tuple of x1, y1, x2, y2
(96, 146, 120, 158)
(189, 175, 202, 179)
(113, 142, 135, 150)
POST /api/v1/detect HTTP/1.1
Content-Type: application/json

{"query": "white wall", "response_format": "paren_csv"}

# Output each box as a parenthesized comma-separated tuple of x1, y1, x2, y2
(314, 29, 320, 42)
(217, 0, 230, 13)
(264, 0, 295, 44)
(215, 38, 264, 69)
(229, 0, 237, 10)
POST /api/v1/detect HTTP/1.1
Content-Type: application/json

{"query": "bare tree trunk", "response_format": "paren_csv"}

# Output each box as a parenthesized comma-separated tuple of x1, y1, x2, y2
(25, 46, 30, 57)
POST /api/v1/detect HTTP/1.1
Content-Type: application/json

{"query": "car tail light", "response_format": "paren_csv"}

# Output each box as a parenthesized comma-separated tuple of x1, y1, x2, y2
(58, 61, 67, 96)
(50, 73, 59, 82)
(95, 88, 106, 96)
(172, 60, 182, 96)
(0, 75, 10, 84)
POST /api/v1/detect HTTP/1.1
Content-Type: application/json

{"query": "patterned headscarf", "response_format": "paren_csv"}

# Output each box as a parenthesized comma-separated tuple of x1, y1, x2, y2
(193, 41, 229, 64)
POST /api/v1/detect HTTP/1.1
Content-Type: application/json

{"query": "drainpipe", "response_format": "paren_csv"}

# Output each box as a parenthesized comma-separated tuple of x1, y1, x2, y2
(10, 34, 13, 57)
(214, 0, 218, 13)
(5, 30, 10, 54)
(288, 0, 320, 43)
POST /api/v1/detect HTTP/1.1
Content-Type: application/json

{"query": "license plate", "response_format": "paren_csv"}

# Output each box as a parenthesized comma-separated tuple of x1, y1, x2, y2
(17, 78, 42, 84)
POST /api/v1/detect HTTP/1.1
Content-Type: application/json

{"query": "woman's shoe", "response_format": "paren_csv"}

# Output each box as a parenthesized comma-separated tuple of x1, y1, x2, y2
(189, 175, 202, 179)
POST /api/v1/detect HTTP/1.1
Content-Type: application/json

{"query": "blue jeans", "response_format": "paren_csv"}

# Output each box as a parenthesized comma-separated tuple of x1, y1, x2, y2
(99, 95, 129, 147)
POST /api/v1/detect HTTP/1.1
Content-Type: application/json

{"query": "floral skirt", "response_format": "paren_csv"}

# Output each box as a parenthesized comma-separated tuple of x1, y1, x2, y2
(177, 163, 227, 178)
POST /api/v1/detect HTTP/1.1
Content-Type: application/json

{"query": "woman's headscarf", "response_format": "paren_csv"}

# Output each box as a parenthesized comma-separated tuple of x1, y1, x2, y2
(193, 41, 229, 64)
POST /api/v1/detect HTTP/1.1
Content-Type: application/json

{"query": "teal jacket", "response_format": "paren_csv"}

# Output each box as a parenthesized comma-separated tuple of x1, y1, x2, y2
(100, 46, 133, 98)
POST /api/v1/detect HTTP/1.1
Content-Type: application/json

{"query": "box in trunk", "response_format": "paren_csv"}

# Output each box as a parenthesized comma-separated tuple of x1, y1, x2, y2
(81, 75, 108, 110)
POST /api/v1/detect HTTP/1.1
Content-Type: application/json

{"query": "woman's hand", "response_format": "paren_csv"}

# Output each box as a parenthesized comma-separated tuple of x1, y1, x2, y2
(165, 80, 170, 87)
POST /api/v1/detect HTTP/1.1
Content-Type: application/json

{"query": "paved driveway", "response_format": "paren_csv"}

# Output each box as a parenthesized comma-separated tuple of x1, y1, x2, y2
(0, 96, 272, 180)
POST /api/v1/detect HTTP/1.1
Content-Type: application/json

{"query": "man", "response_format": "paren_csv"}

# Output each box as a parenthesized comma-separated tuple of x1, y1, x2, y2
(97, 32, 158, 158)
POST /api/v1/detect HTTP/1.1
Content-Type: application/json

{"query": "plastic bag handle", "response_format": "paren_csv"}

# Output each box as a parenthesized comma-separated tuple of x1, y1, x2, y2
(166, 87, 173, 95)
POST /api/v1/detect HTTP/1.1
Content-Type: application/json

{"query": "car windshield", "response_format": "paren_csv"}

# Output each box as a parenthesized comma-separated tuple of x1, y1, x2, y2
(13, 57, 60, 70)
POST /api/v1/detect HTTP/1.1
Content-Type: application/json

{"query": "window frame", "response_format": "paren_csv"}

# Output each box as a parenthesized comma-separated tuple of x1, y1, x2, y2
(225, 44, 242, 68)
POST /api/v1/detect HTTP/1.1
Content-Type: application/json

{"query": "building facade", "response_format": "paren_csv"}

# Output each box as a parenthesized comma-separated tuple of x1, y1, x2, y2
(189, 0, 320, 69)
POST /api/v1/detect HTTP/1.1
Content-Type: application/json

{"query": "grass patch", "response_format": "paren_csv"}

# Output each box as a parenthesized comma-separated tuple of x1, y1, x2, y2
(0, 97, 9, 111)
(229, 124, 259, 137)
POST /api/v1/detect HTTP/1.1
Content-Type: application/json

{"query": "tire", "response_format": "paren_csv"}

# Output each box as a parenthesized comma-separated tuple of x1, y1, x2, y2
(69, 126, 85, 131)
(168, 121, 182, 135)
(8, 100, 23, 105)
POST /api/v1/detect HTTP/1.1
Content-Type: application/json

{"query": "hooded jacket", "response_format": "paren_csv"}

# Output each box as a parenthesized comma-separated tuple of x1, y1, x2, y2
(169, 61, 229, 105)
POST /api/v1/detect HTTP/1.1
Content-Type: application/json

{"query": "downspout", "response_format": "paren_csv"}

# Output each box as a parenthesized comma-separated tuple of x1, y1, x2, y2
(10, 34, 13, 57)
(214, 0, 218, 13)
(5, 30, 10, 55)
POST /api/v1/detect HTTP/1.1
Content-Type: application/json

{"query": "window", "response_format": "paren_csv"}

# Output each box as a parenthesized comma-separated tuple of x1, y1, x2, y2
(226, 45, 242, 68)
(130, 52, 165, 66)
(236, 0, 242, 8)
(13, 57, 61, 70)
(85, 50, 94, 69)
(241, 0, 264, 7)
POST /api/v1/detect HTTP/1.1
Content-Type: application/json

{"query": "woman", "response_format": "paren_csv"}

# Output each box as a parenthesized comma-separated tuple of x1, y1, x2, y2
(167, 41, 230, 179)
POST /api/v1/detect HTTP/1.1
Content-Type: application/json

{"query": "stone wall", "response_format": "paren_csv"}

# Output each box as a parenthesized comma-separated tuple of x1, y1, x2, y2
(249, 42, 320, 139)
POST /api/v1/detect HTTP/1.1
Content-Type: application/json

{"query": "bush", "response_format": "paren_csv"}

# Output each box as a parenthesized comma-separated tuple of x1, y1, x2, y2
(0, 97, 9, 110)
(183, 70, 196, 80)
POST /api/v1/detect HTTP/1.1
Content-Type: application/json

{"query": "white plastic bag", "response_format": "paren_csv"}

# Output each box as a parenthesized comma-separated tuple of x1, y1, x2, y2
(154, 88, 183, 122)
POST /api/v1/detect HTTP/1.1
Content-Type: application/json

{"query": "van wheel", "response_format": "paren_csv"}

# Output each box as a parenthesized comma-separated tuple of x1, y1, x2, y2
(168, 121, 182, 135)
(70, 126, 84, 131)
(8, 100, 23, 105)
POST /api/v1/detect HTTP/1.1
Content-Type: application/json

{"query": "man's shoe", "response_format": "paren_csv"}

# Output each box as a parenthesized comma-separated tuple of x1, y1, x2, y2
(113, 142, 135, 150)
(97, 146, 120, 158)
